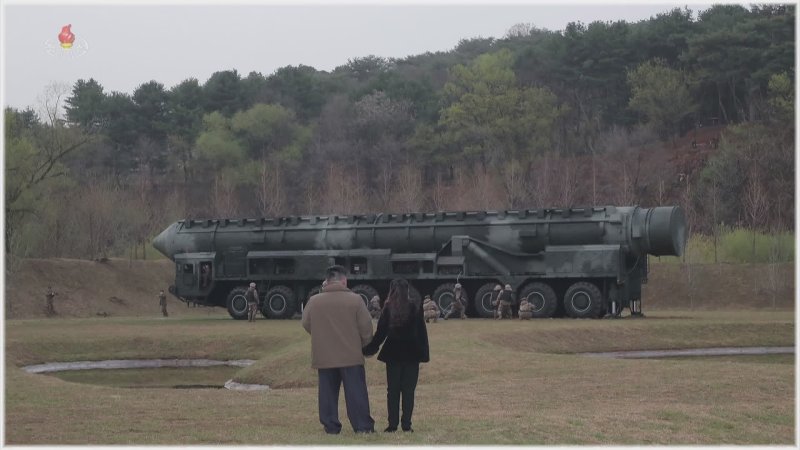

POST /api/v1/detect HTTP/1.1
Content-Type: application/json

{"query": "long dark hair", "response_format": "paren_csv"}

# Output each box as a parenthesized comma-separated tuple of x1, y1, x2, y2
(385, 278, 412, 329)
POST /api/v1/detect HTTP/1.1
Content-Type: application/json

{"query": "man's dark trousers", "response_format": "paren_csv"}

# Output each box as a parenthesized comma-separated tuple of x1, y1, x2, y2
(386, 361, 420, 430)
(318, 365, 375, 433)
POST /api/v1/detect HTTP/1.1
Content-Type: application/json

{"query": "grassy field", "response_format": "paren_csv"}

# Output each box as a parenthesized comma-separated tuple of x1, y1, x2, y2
(4, 310, 795, 445)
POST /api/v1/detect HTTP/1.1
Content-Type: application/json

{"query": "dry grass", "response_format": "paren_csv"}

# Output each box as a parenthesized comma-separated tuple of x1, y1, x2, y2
(4, 310, 795, 445)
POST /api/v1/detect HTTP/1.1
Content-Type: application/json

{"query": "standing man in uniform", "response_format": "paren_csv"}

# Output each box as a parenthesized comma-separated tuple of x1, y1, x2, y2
(246, 282, 259, 322)
(443, 283, 466, 320)
(497, 284, 514, 319)
(491, 284, 503, 319)
(158, 290, 168, 317)
(45, 286, 57, 316)
(302, 265, 375, 434)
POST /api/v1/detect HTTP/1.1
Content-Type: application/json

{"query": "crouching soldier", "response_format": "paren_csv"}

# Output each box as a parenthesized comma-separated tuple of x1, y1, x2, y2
(369, 295, 382, 320)
(497, 284, 513, 319)
(246, 282, 259, 322)
(444, 283, 467, 320)
(518, 298, 533, 320)
(423, 295, 439, 323)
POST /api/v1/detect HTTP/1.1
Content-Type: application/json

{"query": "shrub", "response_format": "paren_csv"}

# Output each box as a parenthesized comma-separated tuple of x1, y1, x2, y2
(653, 227, 794, 265)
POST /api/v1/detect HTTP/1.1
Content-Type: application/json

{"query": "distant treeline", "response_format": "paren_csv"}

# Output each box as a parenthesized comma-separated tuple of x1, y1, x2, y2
(5, 4, 795, 261)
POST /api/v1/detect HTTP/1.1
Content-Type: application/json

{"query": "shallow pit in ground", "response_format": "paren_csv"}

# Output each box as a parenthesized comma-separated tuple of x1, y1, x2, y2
(43, 366, 240, 389)
(22, 359, 268, 390)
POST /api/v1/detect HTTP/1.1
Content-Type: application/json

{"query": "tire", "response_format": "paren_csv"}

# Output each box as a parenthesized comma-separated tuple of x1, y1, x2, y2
(261, 285, 296, 319)
(226, 286, 250, 320)
(305, 285, 322, 307)
(563, 281, 604, 319)
(519, 282, 558, 318)
(473, 282, 500, 318)
(433, 283, 469, 317)
(351, 284, 379, 309)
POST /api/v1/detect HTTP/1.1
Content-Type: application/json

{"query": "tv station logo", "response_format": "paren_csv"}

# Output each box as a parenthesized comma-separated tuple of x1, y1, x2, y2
(45, 24, 89, 58)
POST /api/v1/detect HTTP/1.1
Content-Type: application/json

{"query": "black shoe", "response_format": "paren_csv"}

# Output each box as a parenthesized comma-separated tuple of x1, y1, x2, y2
(355, 429, 375, 434)
(402, 427, 414, 432)
(383, 426, 397, 432)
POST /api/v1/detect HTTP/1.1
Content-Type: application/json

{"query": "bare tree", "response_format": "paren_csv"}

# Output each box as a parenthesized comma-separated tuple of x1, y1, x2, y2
(505, 22, 533, 38)
(530, 154, 554, 207)
(500, 159, 529, 209)
(616, 165, 636, 206)
(431, 172, 449, 211)
(557, 156, 580, 207)
(256, 158, 286, 217)
(390, 164, 424, 212)
(375, 156, 394, 210)
(743, 166, 769, 296)
(72, 180, 128, 260)
(303, 181, 322, 216)
(321, 163, 369, 214)
(211, 172, 239, 217)
(656, 178, 666, 206)
(743, 166, 769, 263)
(765, 226, 783, 309)
(706, 179, 721, 264)
(6, 83, 94, 253)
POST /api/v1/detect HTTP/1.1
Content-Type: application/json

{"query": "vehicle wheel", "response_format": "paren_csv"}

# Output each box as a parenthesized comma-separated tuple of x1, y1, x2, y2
(433, 283, 469, 317)
(305, 285, 323, 307)
(226, 286, 249, 320)
(473, 282, 499, 318)
(563, 281, 604, 319)
(261, 285, 296, 319)
(519, 282, 558, 318)
(351, 284, 379, 309)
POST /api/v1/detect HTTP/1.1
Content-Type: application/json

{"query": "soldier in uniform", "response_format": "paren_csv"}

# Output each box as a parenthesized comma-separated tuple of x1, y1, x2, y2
(496, 284, 513, 319)
(200, 263, 211, 289)
(45, 286, 57, 316)
(158, 290, 168, 317)
(369, 295, 382, 320)
(246, 282, 259, 322)
(443, 283, 466, 320)
(491, 284, 503, 319)
(423, 295, 439, 323)
(518, 298, 533, 320)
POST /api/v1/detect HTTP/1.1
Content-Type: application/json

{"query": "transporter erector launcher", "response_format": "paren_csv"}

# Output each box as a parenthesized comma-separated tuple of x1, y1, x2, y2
(153, 205, 686, 320)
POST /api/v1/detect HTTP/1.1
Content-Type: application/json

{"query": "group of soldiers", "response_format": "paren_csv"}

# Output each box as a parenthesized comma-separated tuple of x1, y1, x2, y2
(366, 282, 535, 323)
(495, 284, 534, 320)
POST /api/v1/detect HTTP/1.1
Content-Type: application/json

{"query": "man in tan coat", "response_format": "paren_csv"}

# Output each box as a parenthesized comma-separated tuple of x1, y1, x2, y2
(302, 265, 375, 434)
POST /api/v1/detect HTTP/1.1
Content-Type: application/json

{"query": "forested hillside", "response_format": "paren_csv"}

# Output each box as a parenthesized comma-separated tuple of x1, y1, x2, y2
(5, 5, 794, 261)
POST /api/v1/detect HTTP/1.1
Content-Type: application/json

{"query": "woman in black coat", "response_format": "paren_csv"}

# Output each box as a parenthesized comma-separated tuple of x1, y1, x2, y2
(363, 278, 430, 432)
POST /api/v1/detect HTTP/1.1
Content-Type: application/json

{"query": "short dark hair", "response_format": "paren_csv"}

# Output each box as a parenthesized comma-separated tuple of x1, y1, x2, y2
(325, 265, 347, 282)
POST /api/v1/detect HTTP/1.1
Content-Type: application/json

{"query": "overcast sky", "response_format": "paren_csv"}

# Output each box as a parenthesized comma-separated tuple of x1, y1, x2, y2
(3, 3, 717, 110)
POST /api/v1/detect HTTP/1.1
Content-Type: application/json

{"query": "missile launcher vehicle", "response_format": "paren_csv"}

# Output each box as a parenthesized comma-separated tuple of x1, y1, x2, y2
(152, 205, 686, 320)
